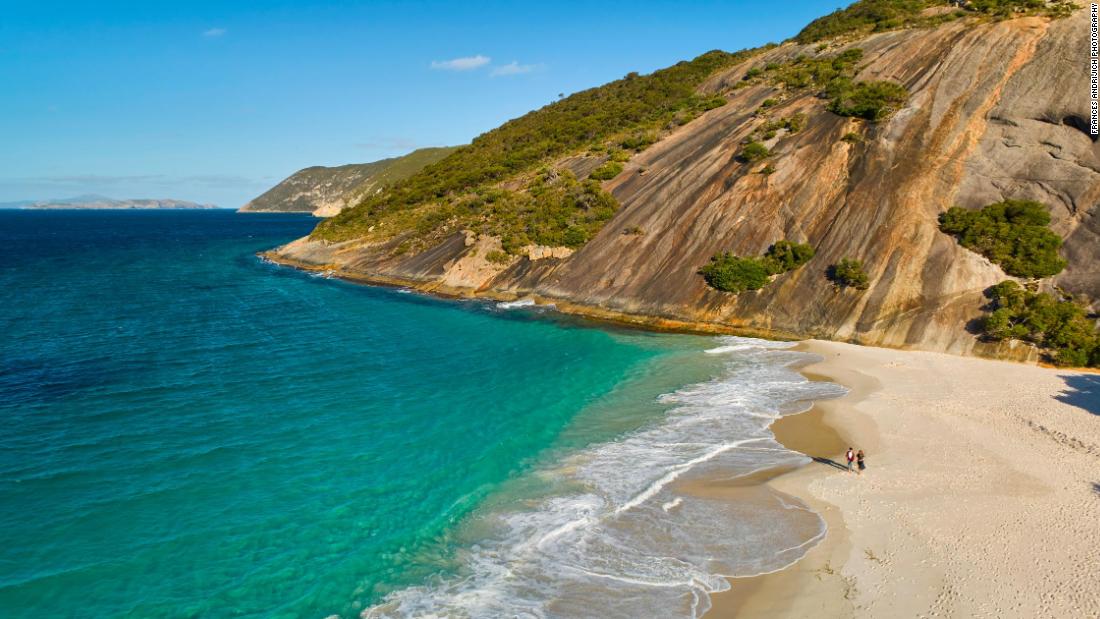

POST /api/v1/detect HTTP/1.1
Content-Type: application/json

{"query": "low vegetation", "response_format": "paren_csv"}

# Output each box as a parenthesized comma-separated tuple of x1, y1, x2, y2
(739, 141, 771, 163)
(744, 47, 909, 123)
(700, 241, 816, 293)
(827, 258, 871, 289)
(938, 200, 1067, 278)
(980, 281, 1099, 367)
(589, 161, 624, 180)
(471, 170, 619, 253)
(757, 114, 807, 139)
(794, 0, 1074, 44)
(315, 47, 763, 244)
(827, 80, 909, 121)
(485, 250, 510, 264)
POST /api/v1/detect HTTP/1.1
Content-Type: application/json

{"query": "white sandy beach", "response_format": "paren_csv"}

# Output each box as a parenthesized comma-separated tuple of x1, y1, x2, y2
(710, 339, 1100, 618)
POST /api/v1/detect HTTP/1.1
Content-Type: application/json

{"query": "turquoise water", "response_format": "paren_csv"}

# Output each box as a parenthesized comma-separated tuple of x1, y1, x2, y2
(0, 211, 703, 617)
(0, 210, 845, 618)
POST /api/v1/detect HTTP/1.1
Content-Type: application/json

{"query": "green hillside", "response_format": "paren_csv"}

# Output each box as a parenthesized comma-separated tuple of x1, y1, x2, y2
(312, 48, 762, 247)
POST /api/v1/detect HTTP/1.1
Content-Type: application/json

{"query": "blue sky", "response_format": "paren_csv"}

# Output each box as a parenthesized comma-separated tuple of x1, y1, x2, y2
(0, 1, 837, 207)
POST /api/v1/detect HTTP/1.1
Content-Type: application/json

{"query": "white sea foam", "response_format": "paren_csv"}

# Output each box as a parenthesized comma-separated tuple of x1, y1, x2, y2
(661, 497, 683, 512)
(496, 298, 538, 309)
(363, 336, 848, 619)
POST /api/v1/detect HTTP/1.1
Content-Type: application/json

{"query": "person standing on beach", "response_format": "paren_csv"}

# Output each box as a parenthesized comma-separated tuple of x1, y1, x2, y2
(856, 449, 865, 475)
(846, 448, 855, 473)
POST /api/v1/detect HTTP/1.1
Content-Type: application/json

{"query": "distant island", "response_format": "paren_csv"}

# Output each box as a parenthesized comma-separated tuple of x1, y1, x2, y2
(1, 195, 220, 210)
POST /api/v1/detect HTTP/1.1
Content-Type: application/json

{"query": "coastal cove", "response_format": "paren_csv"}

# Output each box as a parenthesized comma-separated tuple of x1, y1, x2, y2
(1, 210, 851, 618)
(267, 239, 1100, 618)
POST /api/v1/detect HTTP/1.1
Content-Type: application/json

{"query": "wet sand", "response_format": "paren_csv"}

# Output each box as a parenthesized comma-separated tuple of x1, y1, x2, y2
(707, 340, 1100, 618)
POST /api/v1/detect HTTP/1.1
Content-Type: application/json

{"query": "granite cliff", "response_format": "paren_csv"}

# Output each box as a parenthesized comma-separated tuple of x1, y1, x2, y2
(269, 3, 1097, 361)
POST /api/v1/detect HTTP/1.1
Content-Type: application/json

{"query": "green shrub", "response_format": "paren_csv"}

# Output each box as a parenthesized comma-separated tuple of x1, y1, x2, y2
(589, 161, 624, 180)
(620, 132, 658, 151)
(980, 281, 1099, 367)
(608, 149, 633, 162)
(764, 240, 816, 272)
(744, 67, 763, 80)
(739, 141, 771, 163)
(841, 131, 863, 143)
(938, 200, 1067, 278)
(761, 163, 777, 175)
(760, 98, 779, 109)
(771, 48, 864, 98)
(701, 96, 728, 111)
(827, 80, 909, 121)
(700, 241, 815, 293)
(485, 250, 510, 264)
(827, 258, 871, 289)
(759, 114, 807, 139)
(699, 253, 773, 293)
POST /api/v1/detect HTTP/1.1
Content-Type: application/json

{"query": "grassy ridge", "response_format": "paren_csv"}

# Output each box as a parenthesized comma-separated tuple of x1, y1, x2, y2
(795, 0, 1075, 43)
(313, 48, 762, 243)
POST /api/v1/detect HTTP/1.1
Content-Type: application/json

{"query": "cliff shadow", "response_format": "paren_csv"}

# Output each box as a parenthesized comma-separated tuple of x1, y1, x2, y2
(1055, 374, 1100, 416)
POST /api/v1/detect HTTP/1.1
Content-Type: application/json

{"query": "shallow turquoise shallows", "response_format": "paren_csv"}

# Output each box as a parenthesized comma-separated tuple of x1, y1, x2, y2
(0, 210, 730, 618)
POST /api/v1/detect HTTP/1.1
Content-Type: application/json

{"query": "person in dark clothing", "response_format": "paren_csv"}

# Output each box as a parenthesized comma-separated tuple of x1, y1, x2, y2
(856, 449, 866, 474)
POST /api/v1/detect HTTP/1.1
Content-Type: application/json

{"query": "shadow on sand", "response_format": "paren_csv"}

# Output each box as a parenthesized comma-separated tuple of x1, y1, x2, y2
(1092, 482, 1100, 496)
(812, 456, 850, 472)
(1055, 374, 1100, 416)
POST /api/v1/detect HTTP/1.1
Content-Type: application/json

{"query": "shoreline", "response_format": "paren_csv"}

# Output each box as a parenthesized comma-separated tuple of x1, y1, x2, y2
(261, 250, 837, 343)
(705, 345, 879, 617)
(262, 253, 1099, 617)
(708, 339, 1100, 618)
(259, 249, 1046, 365)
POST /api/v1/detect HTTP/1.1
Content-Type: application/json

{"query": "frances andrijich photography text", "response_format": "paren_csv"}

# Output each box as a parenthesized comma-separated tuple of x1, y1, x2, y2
(1092, 3, 1098, 134)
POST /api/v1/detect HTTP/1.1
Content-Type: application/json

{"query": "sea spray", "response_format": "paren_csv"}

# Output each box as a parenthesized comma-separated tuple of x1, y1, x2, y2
(364, 337, 847, 618)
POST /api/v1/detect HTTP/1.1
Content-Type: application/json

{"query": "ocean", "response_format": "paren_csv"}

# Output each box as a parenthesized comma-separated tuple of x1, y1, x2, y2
(0, 210, 845, 618)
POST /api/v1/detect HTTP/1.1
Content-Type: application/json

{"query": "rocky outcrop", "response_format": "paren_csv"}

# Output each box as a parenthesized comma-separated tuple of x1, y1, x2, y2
(240, 147, 456, 216)
(272, 10, 1097, 360)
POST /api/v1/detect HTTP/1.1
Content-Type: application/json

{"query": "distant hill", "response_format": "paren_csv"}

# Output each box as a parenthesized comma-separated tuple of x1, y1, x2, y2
(13, 195, 218, 210)
(239, 147, 458, 217)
